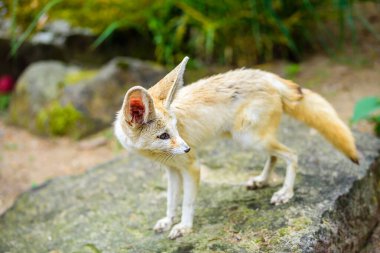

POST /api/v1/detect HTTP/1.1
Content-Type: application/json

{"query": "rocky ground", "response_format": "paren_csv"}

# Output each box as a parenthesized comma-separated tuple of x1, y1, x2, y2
(1, 117, 379, 252)
(0, 121, 120, 214)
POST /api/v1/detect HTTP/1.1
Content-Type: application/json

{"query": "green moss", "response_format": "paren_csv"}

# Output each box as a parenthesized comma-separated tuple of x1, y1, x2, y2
(290, 217, 312, 231)
(116, 61, 130, 70)
(73, 244, 102, 253)
(284, 63, 301, 79)
(277, 227, 289, 237)
(64, 70, 98, 85)
(273, 217, 312, 240)
(36, 102, 83, 137)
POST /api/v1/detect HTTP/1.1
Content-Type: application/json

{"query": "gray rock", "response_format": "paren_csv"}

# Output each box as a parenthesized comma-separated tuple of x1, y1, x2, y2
(8, 61, 67, 125)
(361, 223, 380, 253)
(8, 58, 166, 138)
(61, 57, 165, 127)
(0, 119, 379, 252)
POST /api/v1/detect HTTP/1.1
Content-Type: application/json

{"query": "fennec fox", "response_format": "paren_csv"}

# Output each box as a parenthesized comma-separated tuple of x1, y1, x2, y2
(114, 56, 358, 239)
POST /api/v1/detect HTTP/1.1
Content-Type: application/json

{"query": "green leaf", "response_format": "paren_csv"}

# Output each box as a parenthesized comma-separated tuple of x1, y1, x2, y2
(91, 20, 134, 49)
(351, 97, 380, 123)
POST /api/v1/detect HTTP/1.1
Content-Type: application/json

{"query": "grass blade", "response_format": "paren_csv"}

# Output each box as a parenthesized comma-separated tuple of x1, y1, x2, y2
(91, 20, 133, 49)
(10, 0, 63, 57)
(10, 0, 18, 47)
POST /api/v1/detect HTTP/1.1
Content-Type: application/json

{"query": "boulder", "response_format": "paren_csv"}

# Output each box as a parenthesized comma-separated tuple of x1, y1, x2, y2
(8, 58, 166, 138)
(8, 61, 68, 126)
(0, 119, 379, 252)
(61, 57, 166, 129)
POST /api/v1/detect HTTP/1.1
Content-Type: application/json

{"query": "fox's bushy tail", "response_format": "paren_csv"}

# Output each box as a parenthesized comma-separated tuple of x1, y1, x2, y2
(280, 80, 359, 164)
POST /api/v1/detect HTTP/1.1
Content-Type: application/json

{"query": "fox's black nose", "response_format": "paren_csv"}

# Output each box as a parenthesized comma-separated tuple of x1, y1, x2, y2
(184, 147, 191, 153)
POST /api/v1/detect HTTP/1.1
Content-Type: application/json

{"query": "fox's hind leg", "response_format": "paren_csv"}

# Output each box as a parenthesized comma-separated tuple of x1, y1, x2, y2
(246, 140, 298, 205)
(246, 155, 277, 189)
(233, 93, 282, 192)
(234, 92, 297, 204)
(267, 141, 298, 205)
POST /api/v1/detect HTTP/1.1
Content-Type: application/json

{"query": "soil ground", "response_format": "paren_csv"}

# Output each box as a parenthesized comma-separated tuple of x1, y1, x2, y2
(1, 54, 379, 216)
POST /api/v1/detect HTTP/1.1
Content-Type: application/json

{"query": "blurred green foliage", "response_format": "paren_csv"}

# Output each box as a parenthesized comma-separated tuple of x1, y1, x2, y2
(352, 97, 380, 136)
(8, 0, 380, 65)
(63, 70, 98, 85)
(36, 102, 82, 136)
(0, 94, 10, 111)
(284, 63, 301, 78)
(9, 0, 62, 56)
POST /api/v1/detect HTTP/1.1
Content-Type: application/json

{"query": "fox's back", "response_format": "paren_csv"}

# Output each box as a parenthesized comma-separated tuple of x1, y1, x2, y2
(177, 69, 278, 103)
(170, 69, 284, 146)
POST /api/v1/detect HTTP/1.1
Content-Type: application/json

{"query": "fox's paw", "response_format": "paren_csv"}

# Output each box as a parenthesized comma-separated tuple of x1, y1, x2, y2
(153, 217, 173, 233)
(246, 175, 269, 190)
(168, 223, 192, 240)
(270, 187, 294, 205)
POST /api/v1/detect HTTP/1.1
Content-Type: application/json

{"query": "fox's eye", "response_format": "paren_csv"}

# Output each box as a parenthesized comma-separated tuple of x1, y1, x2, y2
(158, 132, 170, 140)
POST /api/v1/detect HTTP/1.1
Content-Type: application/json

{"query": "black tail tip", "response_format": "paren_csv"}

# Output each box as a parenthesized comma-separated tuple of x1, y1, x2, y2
(350, 157, 360, 165)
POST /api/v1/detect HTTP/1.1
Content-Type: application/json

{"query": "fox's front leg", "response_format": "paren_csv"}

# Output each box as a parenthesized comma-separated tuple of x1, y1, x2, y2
(154, 167, 181, 233)
(168, 164, 200, 239)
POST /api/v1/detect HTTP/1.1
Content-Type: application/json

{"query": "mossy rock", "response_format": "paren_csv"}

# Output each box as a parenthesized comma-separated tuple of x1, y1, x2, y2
(64, 70, 98, 85)
(7, 61, 98, 137)
(1, 119, 379, 252)
(8, 61, 67, 127)
(35, 101, 97, 138)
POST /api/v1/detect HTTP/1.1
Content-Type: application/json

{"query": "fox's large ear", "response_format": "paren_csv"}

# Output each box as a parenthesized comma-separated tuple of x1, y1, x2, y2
(122, 86, 156, 128)
(149, 56, 189, 108)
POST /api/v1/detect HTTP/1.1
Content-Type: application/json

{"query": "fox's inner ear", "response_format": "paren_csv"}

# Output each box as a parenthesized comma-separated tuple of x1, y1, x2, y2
(123, 87, 155, 127)
(129, 96, 145, 124)
(149, 56, 189, 108)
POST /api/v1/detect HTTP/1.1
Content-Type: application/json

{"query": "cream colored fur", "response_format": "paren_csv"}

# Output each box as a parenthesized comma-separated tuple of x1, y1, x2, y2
(114, 56, 358, 239)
